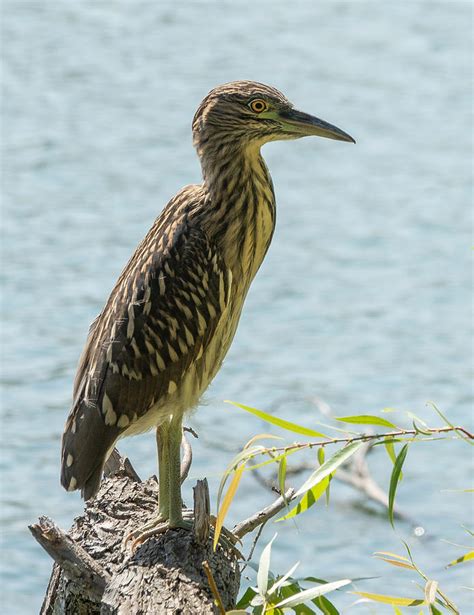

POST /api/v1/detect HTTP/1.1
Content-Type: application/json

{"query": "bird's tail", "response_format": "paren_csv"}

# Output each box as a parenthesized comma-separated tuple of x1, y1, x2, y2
(60, 400, 120, 500)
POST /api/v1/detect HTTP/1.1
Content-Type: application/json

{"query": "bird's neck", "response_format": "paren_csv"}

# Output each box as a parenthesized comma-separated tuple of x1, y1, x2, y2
(199, 142, 276, 285)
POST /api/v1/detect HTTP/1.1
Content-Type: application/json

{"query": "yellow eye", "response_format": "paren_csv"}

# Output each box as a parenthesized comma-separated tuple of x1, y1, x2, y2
(249, 99, 268, 113)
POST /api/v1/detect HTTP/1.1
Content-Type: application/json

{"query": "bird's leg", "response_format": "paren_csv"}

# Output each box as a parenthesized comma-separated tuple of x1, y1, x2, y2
(124, 416, 192, 549)
(156, 420, 170, 519)
(167, 414, 192, 529)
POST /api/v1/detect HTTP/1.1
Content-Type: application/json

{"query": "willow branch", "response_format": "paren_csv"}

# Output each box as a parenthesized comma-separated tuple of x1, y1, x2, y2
(254, 425, 473, 457)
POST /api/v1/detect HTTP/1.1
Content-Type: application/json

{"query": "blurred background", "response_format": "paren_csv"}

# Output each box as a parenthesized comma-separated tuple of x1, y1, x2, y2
(1, 1, 472, 612)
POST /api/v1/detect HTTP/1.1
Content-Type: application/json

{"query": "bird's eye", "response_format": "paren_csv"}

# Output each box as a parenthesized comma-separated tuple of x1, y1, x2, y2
(249, 99, 268, 113)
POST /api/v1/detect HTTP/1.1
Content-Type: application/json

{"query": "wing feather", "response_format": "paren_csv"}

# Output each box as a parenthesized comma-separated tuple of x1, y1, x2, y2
(61, 202, 232, 498)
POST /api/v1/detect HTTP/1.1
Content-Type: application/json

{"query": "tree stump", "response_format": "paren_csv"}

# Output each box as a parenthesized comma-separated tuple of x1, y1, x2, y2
(30, 454, 240, 614)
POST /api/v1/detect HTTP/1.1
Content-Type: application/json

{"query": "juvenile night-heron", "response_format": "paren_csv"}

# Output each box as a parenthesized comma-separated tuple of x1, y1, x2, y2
(61, 81, 354, 544)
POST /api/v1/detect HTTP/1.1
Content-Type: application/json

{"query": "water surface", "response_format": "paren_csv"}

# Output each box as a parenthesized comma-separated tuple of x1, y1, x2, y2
(1, 1, 472, 612)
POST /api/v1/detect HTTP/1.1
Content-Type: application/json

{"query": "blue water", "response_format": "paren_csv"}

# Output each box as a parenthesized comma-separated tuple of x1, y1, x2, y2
(1, 2, 472, 613)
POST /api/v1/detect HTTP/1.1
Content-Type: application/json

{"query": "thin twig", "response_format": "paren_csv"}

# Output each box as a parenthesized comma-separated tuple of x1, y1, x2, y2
(233, 488, 295, 538)
(202, 560, 226, 615)
(240, 522, 267, 574)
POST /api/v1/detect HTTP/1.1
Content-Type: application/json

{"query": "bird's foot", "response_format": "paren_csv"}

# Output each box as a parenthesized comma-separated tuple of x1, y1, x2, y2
(123, 509, 194, 551)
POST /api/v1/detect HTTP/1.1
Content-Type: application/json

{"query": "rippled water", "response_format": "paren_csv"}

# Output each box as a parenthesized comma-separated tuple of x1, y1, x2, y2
(2, 2, 472, 612)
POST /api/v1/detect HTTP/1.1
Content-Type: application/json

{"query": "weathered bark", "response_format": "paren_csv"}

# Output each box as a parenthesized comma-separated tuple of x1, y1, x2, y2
(31, 455, 240, 614)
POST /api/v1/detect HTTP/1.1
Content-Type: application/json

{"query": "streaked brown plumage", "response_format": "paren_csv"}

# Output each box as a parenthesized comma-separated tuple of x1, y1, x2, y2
(61, 81, 354, 540)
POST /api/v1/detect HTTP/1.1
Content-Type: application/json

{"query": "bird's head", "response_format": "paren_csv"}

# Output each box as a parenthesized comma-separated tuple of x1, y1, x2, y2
(192, 80, 355, 156)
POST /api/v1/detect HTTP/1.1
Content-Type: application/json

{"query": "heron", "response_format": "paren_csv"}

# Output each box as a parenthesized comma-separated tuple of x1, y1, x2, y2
(60, 81, 354, 545)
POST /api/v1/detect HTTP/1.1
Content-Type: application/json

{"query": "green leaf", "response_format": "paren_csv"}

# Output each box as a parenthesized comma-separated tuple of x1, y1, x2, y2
(294, 442, 363, 497)
(385, 440, 397, 463)
(318, 446, 325, 465)
(274, 579, 351, 609)
(385, 441, 403, 480)
(335, 415, 397, 429)
(277, 476, 330, 521)
(278, 456, 287, 504)
(353, 591, 423, 607)
(404, 411, 430, 429)
(257, 533, 277, 596)
(411, 419, 432, 436)
(325, 473, 332, 507)
(235, 586, 257, 608)
(226, 401, 328, 438)
(313, 594, 340, 615)
(446, 550, 474, 568)
(388, 444, 409, 527)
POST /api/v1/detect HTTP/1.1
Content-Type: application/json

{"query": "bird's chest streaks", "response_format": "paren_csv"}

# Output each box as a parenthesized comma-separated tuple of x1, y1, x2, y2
(212, 171, 276, 288)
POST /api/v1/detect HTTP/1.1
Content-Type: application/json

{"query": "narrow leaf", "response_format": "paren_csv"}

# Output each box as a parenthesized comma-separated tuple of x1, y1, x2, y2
(278, 456, 287, 504)
(313, 594, 340, 615)
(335, 415, 397, 429)
(428, 401, 473, 444)
(385, 440, 404, 480)
(217, 445, 264, 510)
(277, 476, 330, 521)
(274, 579, 351, 608)
(424, 580, 438, 605)
(226, 401, 328, 438)
(374, 551, 411, 562)
(235, 586, 257, 609)
(404, 411, 430, 429)
(294, 442, 363, 497)
(214, 464, 244, 549)
(257, 533, 277, 596)
(388, 444, 409, 527)
(354, 592, 423, 607)
(446, 550, 474, 568)
(376, 557, 416, 570)
(374, 551, 415, 569)
(385, 440, 396, 464)
(325, 473, 332, 507)
(267, 560, 300, 596)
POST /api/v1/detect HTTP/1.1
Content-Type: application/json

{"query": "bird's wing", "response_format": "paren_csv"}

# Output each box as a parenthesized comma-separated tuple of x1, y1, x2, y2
(61, 215, 232, 499)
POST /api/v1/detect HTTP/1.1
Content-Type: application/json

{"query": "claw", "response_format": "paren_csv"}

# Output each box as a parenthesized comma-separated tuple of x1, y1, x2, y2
(123, 510, 195, 551)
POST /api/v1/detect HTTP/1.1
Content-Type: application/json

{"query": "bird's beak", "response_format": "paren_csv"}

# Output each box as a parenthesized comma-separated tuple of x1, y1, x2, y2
(279, 108, 355, 143)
